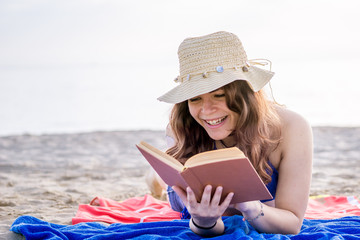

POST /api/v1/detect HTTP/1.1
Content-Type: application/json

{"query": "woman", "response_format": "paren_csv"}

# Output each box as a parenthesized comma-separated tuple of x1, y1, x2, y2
(153, 31, 312, 236)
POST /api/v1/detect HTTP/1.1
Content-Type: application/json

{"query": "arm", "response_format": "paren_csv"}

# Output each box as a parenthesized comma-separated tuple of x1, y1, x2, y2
(174, 111, 312, 235)
(235, 110, 313, 234)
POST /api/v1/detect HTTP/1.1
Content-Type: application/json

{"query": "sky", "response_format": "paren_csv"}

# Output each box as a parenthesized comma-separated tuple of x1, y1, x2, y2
(2, 0, 359, 65)
(0, 0, 360, 135)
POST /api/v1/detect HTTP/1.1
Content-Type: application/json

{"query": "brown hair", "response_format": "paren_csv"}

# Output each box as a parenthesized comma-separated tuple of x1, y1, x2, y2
(166, 80, 281, 184)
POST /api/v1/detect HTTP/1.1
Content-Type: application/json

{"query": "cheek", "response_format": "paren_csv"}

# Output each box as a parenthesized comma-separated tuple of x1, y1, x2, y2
(188, 104, 196, 118)
(188, 105, 201, 123)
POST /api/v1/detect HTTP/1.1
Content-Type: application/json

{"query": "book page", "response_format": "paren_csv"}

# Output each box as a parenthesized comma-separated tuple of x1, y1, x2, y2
(185, 147, 246, 167)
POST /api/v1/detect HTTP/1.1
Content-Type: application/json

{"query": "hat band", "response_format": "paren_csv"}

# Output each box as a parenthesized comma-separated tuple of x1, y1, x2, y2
(174, 59, 272, 83)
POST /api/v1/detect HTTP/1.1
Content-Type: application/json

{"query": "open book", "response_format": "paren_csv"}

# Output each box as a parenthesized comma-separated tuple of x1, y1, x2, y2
(136, 141, 272, 204)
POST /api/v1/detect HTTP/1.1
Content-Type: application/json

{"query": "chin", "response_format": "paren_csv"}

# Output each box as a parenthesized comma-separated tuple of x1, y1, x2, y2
(201, 124, 233, 141)
(207, 132, 230, 141)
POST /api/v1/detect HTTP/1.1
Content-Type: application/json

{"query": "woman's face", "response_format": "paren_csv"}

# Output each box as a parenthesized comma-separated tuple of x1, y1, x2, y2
(188, 88, 239, 141)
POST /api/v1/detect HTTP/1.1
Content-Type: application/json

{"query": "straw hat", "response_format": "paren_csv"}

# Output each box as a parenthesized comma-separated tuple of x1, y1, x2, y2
(157, 31, 274, 104)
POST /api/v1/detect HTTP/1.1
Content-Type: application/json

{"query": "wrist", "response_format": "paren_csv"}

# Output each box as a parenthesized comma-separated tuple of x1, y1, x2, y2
(190, 217, 224, 237)
(237, 200, 259, 214)
(242, 201, 264, 222)
(191, 218, 217, 229)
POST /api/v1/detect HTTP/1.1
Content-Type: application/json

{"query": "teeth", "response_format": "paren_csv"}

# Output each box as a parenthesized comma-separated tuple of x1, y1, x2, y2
(206, 116, 226, 126)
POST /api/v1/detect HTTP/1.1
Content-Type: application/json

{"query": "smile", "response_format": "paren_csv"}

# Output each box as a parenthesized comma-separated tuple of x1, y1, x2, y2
(204, 116, 227, 126)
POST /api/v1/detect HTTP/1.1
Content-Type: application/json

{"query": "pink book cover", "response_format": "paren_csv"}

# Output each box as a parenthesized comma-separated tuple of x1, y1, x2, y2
(137, 142, 272, 204)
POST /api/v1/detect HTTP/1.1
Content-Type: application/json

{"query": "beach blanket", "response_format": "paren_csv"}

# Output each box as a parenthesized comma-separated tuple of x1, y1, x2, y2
(305, 195, 360, 219)
(10, 195, 360, 239)
(10, 214, 360, 239)
(72, 195, 181, 224)
(72, 194, 360, 224)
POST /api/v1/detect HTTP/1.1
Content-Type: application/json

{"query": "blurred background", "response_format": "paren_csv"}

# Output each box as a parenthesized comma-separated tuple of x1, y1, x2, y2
(1, 0, 359, 136)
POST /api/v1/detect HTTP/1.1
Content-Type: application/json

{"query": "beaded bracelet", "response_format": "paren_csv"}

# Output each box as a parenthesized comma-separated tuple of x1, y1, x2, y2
(243, 201, 264, 222)
(191, 218, 217, 230)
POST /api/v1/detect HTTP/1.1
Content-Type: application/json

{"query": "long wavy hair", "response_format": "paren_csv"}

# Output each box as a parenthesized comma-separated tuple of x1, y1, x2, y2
(166, 80, 282, 184)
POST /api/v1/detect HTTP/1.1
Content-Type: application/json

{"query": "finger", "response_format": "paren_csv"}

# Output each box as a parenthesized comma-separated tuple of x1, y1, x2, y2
(186, 187, 198, 209)
(219, 192, 234, 212)
(200, 185, 212, 206)
(172, 186, 187, 204)
(210, 186, 224, 206)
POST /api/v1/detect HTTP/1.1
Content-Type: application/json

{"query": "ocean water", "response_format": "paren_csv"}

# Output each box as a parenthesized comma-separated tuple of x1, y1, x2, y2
(1, 0, 360, 136)
(0, 59, 359, 136)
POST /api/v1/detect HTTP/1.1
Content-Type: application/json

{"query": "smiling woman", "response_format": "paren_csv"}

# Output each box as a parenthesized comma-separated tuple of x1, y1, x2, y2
(150, 31, 313, 236)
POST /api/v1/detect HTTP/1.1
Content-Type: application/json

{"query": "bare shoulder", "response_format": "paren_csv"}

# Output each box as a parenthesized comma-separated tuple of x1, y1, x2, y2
(275, 106, 312, 135)
(269, 106, 312, 168)
(274, 105, 313, 161)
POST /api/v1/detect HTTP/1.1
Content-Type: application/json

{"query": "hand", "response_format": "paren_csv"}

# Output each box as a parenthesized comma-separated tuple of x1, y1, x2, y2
(173, 185, 234, 227)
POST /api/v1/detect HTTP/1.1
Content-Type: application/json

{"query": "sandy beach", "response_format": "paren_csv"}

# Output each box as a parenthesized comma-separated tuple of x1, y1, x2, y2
(1, 127, 359, 239)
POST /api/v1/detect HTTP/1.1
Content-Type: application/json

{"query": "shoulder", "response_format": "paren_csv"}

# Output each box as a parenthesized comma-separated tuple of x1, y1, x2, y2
(269, 106, 312, 168)
(276, 106, 312, 137)
(275, 105, 313, 160)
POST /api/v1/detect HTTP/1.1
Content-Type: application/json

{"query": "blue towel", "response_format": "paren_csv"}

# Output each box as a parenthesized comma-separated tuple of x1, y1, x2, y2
(10, 215, 360, 239)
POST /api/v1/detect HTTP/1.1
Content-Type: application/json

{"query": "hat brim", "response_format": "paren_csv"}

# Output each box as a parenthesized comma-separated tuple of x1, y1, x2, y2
(157, 66, 274, 104)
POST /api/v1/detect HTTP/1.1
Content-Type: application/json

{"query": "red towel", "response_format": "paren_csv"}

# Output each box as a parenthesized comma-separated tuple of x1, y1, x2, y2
(305, 195, 360, 219)
(73, 195, 360, 224)
(72, 194, 180, 224)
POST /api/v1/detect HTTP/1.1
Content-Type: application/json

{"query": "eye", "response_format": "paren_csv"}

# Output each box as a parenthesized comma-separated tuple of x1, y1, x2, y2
(214, 93, 225, 98)
(189, 97, 201, 102)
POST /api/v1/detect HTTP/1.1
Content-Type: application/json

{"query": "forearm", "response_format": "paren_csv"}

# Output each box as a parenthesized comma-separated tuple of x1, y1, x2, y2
(242, 202, 303, 234)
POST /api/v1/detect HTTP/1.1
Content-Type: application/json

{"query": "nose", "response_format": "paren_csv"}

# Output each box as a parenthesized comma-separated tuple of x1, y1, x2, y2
(201, 98, 216, 114)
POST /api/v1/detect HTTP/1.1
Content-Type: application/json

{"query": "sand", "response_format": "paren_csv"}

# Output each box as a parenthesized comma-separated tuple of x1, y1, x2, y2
(1, 127, 359, 238)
